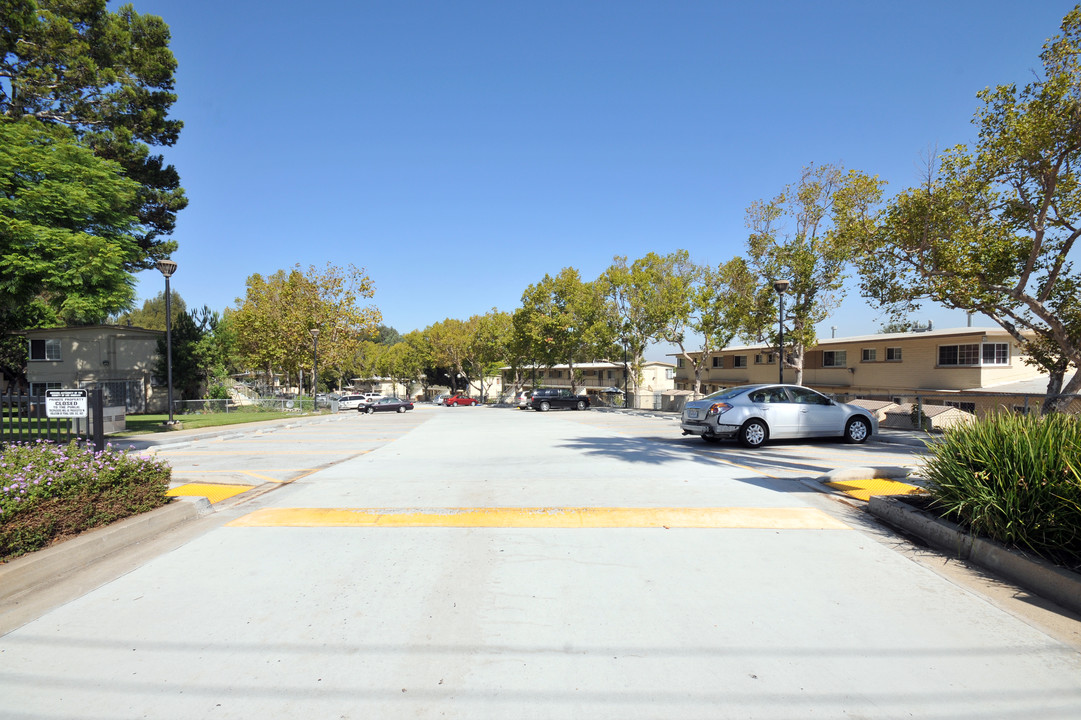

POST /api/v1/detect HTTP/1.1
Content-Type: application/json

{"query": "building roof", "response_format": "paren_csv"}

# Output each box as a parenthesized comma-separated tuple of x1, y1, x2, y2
(18, 324, 163, 337)
(667, 326, 1020, 357)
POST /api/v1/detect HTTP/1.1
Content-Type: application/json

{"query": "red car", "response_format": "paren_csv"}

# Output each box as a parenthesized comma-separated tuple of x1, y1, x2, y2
(445, 394, 480, 406)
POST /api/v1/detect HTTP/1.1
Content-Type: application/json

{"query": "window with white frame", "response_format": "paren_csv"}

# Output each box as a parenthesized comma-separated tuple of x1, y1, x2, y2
(861, 348, 877, 362)
(823, 350, 847, 367)
(29, 338, 61, 361)
(938, 343, 1009, 366)
(886, 347, 902, 361)
(733, 355, 748, 368)
(712, 356, 723, 368)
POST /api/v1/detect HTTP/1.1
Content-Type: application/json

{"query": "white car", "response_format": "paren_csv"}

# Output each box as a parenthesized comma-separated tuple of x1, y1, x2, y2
(336, 394, 367, 411)
(680, 384, 878, 448)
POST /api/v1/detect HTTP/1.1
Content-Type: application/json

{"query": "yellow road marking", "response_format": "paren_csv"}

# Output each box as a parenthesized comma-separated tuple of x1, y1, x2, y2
(167, 483, 255, 503)
(227, 506, 850, 529)
(824, 478, 926, 502)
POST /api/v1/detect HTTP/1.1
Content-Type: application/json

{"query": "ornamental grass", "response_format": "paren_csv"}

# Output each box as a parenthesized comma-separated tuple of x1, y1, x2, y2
(923, 413, 1081, 568)
(0, 440, 171, 562)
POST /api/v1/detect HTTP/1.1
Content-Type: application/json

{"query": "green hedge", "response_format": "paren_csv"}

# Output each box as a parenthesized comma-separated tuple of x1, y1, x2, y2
(923, 413, 1081, 567)
(0, 440, 171, 561)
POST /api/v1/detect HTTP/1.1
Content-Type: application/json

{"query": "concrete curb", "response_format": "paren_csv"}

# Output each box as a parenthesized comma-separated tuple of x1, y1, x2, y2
(0, 497, 211, 604)
(868, 495, 1081, 616)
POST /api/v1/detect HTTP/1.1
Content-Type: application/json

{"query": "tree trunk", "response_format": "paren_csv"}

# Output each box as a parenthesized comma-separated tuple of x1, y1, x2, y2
(1042, 370, 1081, 414)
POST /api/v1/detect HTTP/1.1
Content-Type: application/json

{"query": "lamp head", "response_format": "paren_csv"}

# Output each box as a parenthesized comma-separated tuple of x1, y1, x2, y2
(309, 328, 320, 338)
(156, 259, 178, 278)
(773, 279, 790, 294)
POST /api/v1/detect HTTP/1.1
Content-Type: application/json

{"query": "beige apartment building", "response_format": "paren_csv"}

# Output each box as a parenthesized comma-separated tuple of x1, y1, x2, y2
(672, 327, 1053, 417)
(21, 325, 165, 412)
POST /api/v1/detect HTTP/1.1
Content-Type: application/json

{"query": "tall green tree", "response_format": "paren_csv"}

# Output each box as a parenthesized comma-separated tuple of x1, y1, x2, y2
(112, 289, 185, 330)
(744, 163, 884, 385)
(856, 6, 1081, 411)
(661, 257, 758, 396)
(0, 119, 142, 332)
(602, 251, 694, 394)
(231, 263, 380, 393)
(517, 268, 617, 392)
(1, 0, 186, 263)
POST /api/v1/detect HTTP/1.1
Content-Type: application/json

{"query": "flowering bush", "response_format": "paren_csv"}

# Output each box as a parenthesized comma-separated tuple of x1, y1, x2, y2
(1, 440, 171, 561)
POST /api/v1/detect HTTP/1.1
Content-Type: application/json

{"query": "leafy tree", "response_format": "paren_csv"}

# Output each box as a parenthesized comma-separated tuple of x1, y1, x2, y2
(112, 289, 186, 331)
(516, 268, 618, 392)
(602, 251, 694, 394)
(856, 6, 1081, 411)
(661, 257, 759, 396)
(1, 0, 186, 264)
(744, 163, 884, 385)
(376, 341, 422, 399)
(0, 119, 142, 332)
(231, 263, 380, 394)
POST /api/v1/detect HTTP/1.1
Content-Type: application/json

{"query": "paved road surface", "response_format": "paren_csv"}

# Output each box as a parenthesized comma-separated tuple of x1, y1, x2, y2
(3, 405, 1080, 719)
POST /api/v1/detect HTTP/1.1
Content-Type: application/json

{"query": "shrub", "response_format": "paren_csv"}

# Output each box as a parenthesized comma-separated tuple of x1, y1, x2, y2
(923, 413, 1081, 566)
(0, 440, 172, 561)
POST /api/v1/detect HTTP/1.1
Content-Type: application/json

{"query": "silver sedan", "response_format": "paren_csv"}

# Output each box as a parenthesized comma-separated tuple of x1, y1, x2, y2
(680, 384, 877, 448)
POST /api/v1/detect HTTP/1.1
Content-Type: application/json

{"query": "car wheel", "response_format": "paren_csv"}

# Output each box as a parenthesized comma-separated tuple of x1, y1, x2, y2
(540, 401, 551, 412)
(365, 406, 374, 415)
(575, 400, 587, 411)
(397, 406, 406, 413)
(738, 420, 768, 448)
(844, 416, 871, 444)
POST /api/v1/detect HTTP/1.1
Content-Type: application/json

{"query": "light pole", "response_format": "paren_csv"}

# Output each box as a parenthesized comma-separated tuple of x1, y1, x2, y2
(773, 279, 789, 384)
(156, 259, 178, 424)
(309, 328, 320, 407)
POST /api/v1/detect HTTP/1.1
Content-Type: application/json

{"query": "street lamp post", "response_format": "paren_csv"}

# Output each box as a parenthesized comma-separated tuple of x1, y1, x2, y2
(773, 279, 789, 384)
(156, 259, 178, 424)
(309, 328, 320, 407)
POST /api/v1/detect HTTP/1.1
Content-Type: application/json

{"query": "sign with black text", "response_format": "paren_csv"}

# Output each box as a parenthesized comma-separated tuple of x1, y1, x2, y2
(45, 389, 88, 418)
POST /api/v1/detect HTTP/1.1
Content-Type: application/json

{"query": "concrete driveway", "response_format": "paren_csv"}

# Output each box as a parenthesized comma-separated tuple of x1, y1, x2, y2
(3, 405, 1079, 718)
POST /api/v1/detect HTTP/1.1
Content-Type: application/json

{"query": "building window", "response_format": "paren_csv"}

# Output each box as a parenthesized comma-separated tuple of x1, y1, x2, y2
(30, 381, 61, 396)
(677, 358, 685, 369)
(712, 356, 723, 368)
(982, 342, 1009, 365)
(861, 349, 877, 362)
(666, 368, 675, 379)
(823, 351, 847, 368)
(754, 353, 775, 365)
(945, 400, 977, 413)
(733, 355, 748, 368)
(551, 370, 562, 379)
(886, 347, 902, 361)
(29, 339, 61, 361)
(938, 343, 1008, 366)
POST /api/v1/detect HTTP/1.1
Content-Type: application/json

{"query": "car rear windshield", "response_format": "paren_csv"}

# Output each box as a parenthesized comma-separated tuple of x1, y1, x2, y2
(702, 387, 752, 401)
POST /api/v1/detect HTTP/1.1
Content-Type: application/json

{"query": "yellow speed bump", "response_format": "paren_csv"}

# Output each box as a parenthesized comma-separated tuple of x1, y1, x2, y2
(824, 478, 926, 503)
(226, 506, 850, 530)
(167, 483, 255, 504)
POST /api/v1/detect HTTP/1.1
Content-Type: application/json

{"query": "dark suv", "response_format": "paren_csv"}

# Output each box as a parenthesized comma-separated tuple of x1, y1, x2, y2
(529, 388, 590, 412)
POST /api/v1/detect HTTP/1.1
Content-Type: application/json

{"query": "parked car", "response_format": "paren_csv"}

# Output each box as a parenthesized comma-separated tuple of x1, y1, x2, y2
(359, 396, 414, 414)
(680, 383, 877, 448)
(434, 393, 452, 405)
(336, 394, 367, 411)
(445, 394, 480, 406)
(514, 390, 532, 410)
(530, 388, 590, 412)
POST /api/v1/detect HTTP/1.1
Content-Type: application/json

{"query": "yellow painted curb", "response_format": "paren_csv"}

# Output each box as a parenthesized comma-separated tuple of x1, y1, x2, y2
(226, 506, 850, 530)
(824, 478, 926, 503)
(166, 483, 256, 504)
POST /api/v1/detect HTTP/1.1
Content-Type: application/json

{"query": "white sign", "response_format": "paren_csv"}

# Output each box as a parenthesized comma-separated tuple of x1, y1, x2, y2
(46, 389, 88, 418)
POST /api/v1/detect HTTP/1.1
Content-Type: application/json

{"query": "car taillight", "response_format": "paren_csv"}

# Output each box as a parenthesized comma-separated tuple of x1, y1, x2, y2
(707, 402, 732, 416)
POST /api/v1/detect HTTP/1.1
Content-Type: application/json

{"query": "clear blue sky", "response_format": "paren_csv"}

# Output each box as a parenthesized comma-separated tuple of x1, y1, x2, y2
(132, 0, 1077, 359)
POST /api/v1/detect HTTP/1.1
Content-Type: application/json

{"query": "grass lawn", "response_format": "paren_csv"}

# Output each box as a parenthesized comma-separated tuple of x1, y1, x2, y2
(113, 410, 327, 437)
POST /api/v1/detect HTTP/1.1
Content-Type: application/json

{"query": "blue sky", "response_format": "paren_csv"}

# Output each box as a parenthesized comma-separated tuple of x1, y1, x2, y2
(132, 0, 1077, 359)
